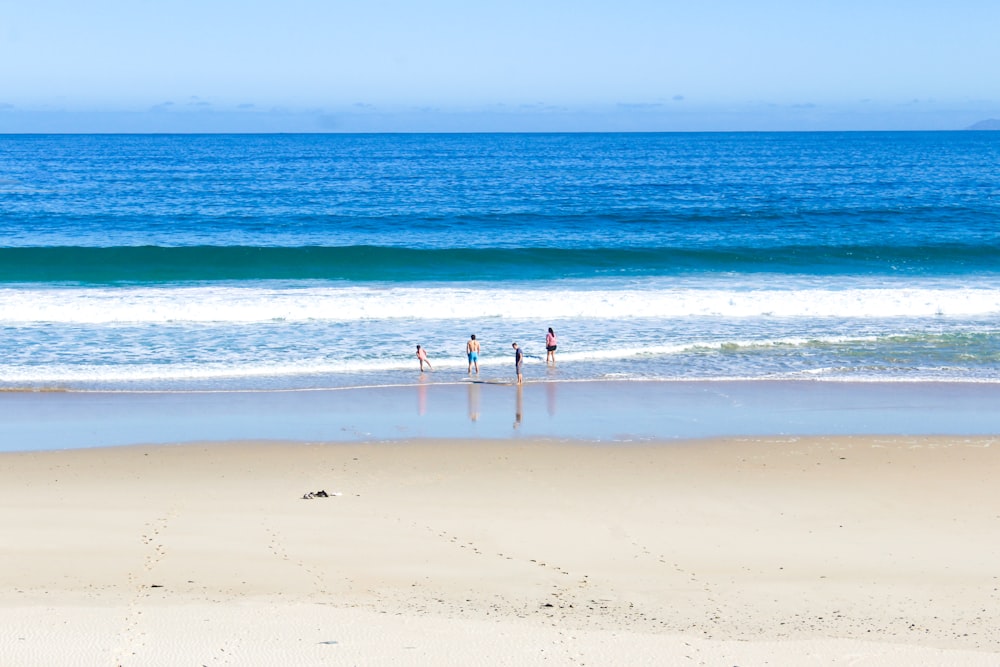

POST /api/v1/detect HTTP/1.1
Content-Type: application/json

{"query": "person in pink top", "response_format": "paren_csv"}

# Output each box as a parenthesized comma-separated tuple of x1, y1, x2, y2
(416, 345, 433, 371)
(545, 327, 558, 364)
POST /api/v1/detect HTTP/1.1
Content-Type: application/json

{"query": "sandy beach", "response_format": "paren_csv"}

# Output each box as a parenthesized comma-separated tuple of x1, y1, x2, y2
(2, 434, 999, 665)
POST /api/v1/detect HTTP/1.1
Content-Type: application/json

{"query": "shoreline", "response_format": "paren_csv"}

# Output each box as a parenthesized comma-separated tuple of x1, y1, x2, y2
(2, 378, 1000, 452)
(2, 436, 998, 665)
(6, 373, 1000, 393)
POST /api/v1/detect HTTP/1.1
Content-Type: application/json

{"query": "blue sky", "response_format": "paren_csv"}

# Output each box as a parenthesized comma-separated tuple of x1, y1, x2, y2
(2, 0, 998, 132)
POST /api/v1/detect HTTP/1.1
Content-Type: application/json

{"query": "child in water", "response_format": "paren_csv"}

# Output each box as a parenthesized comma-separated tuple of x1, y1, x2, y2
(416, 345, 433, 371)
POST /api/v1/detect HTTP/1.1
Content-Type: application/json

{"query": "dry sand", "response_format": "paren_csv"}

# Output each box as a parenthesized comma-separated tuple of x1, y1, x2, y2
(1, 436, 999, 665)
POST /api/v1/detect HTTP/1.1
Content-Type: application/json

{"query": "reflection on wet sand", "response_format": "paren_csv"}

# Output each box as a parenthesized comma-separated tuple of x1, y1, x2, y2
(546, 381, 557, 416)
(467, 382, 480, 422)
(514, 384, 523, 429)
(416, 377, 552, 428)
(417, 377, 429, 415)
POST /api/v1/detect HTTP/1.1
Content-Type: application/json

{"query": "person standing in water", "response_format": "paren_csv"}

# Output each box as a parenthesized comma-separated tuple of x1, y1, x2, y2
(512, 342, 524, 384)
(416, 345, 432, 371)
(545, 327, 558, 364)
(466, 334, 480, 375)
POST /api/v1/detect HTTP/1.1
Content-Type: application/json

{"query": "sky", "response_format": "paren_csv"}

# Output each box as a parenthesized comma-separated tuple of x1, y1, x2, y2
(2, 0, 999, 132)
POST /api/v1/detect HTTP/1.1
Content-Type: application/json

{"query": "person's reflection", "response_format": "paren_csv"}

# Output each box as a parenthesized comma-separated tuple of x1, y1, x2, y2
(467, 382, 480, 422)
(546, 381, 557, 417)
(417, 377, 429, 416)
(514, 384, 523, 429)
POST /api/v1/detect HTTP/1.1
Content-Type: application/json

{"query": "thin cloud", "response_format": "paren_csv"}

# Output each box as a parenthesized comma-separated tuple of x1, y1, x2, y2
(617, 103, 665, 111)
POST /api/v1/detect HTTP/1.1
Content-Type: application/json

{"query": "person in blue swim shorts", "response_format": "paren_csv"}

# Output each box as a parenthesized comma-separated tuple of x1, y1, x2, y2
(466, 334, 480, 375)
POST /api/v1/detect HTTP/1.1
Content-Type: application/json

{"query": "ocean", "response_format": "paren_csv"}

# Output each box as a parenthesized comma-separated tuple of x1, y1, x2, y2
(1, 131, 999, 392)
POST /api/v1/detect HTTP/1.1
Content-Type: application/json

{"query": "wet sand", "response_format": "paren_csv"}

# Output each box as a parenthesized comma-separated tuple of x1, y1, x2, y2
(3, 379, 1000, 451)
(1, 435, 999, 665)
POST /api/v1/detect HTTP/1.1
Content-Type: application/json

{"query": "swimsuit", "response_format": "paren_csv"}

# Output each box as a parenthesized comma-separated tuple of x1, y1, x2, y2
(468, 352, 478, 362)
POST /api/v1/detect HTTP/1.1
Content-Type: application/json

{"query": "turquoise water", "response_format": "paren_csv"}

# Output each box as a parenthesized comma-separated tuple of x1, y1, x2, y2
(1, 132, 999, 390)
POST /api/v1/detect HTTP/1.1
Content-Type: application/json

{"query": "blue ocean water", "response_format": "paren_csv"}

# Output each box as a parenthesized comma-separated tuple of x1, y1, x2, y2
(1, 132, 999, 391)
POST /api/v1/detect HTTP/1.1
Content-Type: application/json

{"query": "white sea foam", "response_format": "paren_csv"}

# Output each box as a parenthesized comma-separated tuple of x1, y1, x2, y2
(0, 332, 980, 386)
(3, 277, 997, 389)
(2, 282, 1000, 324)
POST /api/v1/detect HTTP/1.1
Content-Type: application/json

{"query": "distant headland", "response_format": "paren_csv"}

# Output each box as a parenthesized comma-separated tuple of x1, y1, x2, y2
(966, 119, 1000, 130)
